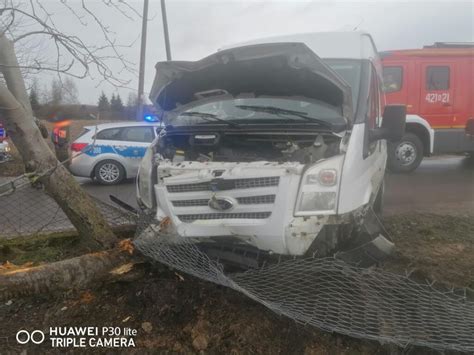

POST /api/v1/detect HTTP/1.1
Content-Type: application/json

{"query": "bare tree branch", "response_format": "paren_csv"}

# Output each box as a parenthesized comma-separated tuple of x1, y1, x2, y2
(0, 0, 140, 89)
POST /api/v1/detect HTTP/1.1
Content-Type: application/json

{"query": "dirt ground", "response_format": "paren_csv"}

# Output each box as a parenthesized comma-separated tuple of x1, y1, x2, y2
(0, 213, 472, 354)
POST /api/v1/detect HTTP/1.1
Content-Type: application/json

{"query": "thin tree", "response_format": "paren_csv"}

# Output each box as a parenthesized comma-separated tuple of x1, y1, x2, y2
(126, 92, 139, 120)
(49, 77, 63, 106)
(62, 77, 79, 105)
(0, 1, 143, 295)
(29, 85, 40, 114)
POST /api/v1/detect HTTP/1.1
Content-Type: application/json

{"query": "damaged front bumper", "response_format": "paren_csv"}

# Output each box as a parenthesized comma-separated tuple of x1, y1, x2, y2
(150, 160, 338, 256)
(138, 203, 394, 269)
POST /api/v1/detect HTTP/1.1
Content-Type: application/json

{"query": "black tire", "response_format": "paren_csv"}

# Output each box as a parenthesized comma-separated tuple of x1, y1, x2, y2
(94, 160, 125, 185)
(387, 133, 424, 173)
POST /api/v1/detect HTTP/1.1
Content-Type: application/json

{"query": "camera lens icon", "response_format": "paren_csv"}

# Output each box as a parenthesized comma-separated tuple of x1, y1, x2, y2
(16, 330, 45, 344)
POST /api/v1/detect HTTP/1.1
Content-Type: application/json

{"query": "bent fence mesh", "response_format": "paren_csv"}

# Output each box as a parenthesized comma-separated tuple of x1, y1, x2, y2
(134, 223, 474, 353)
(0, 176, 135, 239)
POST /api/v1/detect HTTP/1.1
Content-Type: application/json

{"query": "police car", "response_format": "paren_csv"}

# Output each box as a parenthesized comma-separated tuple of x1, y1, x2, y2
(69, 121, 162, 185)
(0, 124, 11, 163)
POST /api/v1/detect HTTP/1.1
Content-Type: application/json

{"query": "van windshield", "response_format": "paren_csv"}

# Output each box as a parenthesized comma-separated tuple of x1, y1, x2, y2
(172, 59, 361, 128)
(324, 59, 362, 111)
(175, 98, 346, 129)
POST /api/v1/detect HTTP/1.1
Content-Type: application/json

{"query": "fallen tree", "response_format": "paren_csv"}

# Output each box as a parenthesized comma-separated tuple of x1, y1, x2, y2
(0, 240, 140, 301)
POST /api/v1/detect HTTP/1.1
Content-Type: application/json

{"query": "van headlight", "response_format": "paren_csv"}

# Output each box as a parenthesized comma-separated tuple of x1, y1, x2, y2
(137, 146, 155, 209)
(295, 155, 344, 216)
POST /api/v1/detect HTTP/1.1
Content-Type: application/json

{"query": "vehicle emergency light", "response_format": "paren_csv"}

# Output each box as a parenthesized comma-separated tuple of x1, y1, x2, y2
(0, 124, 6, 142)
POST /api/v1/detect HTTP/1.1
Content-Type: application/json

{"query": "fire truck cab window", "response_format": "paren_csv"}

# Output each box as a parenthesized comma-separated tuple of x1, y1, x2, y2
(426, 66, 450, 90)
(382, 66, 402, 93)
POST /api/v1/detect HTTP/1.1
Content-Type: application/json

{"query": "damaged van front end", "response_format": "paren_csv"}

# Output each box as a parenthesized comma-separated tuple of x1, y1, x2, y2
(137, 35, 403, 260)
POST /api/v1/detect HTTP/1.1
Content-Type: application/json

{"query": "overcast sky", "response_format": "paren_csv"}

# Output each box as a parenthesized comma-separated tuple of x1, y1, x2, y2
(33, 0, 474, 105)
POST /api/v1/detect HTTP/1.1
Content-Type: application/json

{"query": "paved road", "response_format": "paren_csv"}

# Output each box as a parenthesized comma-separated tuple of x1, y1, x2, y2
(385, 156, 474, 215)
(0, 176, 134, 239)
(78, 155, 474, 216)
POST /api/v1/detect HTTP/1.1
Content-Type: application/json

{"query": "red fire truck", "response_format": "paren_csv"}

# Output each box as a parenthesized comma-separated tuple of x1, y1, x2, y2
(382, 43, 474, 172)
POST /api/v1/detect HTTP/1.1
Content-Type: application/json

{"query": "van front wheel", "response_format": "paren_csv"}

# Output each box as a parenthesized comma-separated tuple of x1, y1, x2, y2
(387, 133, 423, 173)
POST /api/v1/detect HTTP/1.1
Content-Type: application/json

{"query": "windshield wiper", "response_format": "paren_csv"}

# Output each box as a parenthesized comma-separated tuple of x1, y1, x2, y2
(234, 105, 334, 129)
(180, 111, 240, 128)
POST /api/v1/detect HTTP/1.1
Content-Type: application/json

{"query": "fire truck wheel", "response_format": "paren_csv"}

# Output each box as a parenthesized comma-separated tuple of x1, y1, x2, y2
(387, 133, 423, 173)
(94, 160, 125, 185)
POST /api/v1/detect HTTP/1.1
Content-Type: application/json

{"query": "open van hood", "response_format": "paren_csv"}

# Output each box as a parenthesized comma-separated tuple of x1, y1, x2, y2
(149, 42, 353, 124)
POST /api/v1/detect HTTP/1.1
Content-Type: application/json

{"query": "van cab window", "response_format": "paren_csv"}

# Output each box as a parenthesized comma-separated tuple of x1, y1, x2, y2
(121, 126, 154, 142)
(368, 67, 380, 129)
(382, 66, 403, 92)
(426, 66, 450, 90)
(325, 59, 361, 113)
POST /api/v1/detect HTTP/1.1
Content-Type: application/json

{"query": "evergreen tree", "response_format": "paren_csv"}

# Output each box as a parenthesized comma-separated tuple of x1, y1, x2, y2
(97, 92, 110, 111)
(111, 93, 124, 112)
(110, 93, 116, 107)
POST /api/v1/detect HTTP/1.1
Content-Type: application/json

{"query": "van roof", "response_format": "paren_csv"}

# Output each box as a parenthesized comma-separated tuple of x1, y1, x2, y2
(221, 31, 379, 60)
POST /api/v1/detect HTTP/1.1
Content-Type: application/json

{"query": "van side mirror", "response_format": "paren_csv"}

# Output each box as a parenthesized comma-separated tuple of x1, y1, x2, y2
(369, 105, 406, 143)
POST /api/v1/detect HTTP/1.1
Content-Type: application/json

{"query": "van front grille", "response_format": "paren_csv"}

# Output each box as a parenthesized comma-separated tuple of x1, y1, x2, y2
(172, 194, 276, 207)
(166, 182, 209, 193)
(236, 195, 276, 204)
(178, 212, 271, 223)
(166, 177, 280, 193)
(172, 199, 209, 207)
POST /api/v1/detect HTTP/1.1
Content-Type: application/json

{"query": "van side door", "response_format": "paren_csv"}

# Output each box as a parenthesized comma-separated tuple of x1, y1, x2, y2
(365, 65, 386, 194)
(338, 63, 386, 214)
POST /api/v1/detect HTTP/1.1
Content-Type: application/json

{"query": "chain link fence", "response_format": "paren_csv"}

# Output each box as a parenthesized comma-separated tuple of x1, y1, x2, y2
(134, 222, 474, 353)
(0, 175, 135, 240)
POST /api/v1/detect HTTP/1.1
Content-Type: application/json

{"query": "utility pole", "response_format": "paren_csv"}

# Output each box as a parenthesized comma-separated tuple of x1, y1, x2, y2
(136, 0, 149, 121)
(161, 0, 172, 61)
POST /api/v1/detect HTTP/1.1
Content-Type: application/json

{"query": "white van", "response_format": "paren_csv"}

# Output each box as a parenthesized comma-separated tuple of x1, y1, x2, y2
(136, 32, 406, 258)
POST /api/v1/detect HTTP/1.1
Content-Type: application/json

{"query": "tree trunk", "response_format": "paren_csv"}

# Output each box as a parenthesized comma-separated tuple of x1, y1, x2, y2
(0, 241, 140, 300)
(0, 35, 117, 249)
